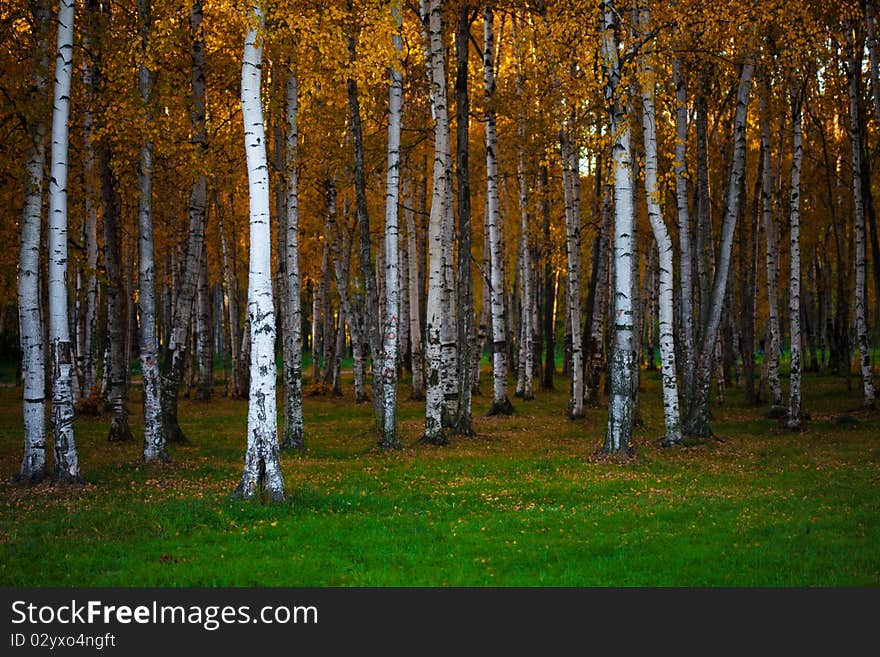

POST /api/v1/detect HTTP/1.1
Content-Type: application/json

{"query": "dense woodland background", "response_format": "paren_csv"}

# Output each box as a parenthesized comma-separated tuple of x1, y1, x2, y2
(1, 0, 879, 501)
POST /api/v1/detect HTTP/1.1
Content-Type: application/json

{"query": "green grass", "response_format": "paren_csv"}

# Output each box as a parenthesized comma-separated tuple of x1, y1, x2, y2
(0, 367, 878, 586)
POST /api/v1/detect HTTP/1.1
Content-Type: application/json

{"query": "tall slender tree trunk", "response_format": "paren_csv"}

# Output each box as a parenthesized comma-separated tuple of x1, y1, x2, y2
(85, 0, 132, 443)
(16, 0, 51, 483)
(760, 79, 783, 409)
(346, 31, 383, 431)
(380, 1, 404, 448)
(684, 53, 756, 437)
(540, 165, 555, 390)
(452, 4, 475, 435)
(560, 132, 584, 418)
(138, 0, 166, 462)
(602, 0, 636, 454)
(281, 71, 304, 450)
(48, 0, 82, 483)
(847, 23, 877, 408)
(160, 0, 208, 444)
(788, 85, 805, 429)
(233, 5, 285, 502)
(100, 141, 132, 442)
(422, 0, 452, 443)
(672, 58, 695, 403)
(79, 40, 99, 399)
(639, 6, 681, 445)
(484, 8, 513, 417)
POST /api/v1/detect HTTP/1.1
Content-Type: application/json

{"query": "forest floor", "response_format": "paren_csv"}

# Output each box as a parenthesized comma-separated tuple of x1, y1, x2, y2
(0, 367, 878, 586)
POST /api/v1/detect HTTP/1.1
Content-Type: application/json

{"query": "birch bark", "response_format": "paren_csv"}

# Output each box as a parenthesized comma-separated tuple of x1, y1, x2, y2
(639, 6, 681, 444)
(846, 24, 877, 408)
(380, 0, 404, 448)
(138, 0, 167, 462)
(48, 0, 82, 482)
(281, 71, 304, 450)
(453, 4, 475, 434)
(16, 0, 51, 482)
(787, 86, 805, 429)
(422, 0, 451, 443)
(760, 80, 783, 409)
(233, 5, 285, 501)
(484, 7, 513, 416)
(602, 0, 636, 454)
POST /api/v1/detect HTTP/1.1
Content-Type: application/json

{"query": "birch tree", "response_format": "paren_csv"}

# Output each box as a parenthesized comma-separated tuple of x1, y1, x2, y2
(672, 58, 695, 402)
(160, 0, 208, 443)
(513, 12, 533, 403)
(422, 0, 452, 443)
(16, 0, 51, 483)
(380, 0, 404, 448)
(601, 0, 636, 454)
(484, 7, 513, 417)
(560, 132, 583, 419)
(760, 77, 784, 410)
(233, 4, 285, 501)
(453, 4, 476, 435)
(683, 52, 756, 437)
(846, 22, 877, 409)
(47, 0, 82, 483)
(638, 3, 681, 445)
(138, 0, 166, 462)
(78, 27, 99, 399)
(346, 5, 384, 431)
(281, 70, 304, 450)
(787, 81, 805, 429)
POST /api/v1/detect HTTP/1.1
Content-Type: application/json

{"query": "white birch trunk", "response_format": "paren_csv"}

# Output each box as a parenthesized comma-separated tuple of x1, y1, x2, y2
(16, 0, 51, 483)
(380, 0, 404, 448)
(847, 27, 877, 408)
(233, 5, 285, 501)
(423, 0, 451, 442)
(138, 0, 166, 462)
(787, 87, 804, 429)
(484, 8, 513, 416)
(561, 133, 584, 418)
(639, 9, 682, 445)
(602, 0, 635, 453)
(760, 82, 784, 409)
(48, 0, 82, 483)
(281, 71, 304, 450)
(512, 12, 532, 402)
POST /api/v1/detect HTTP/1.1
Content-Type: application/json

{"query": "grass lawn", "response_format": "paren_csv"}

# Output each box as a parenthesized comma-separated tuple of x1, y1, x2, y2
(0, 367, 878, 586)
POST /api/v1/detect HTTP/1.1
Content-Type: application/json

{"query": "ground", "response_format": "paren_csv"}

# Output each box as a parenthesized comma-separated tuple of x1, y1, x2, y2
(0, 368, 878, 586)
